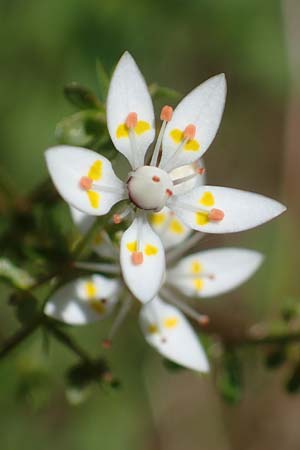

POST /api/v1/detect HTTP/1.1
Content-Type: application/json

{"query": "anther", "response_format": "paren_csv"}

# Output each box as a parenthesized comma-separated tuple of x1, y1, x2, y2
(208, 208, 224, 221)
(102, 339, 112, 349)
(131, 251, 144, 265)
(102, 372, 113, 383)
(101, 298, 107, 304)
(113, 214, 121, 224)
(165, 188, 173, 197)
(161, 337, 167, 344)
(79, 176, 93, 190)
(152, 175, 160, 183)
(183, 124, 196, 140)
(160, 105, 173, 122)
(197, 315, 210, 326)
(125, 112, 138, 129)
(196, 167, 205, 175)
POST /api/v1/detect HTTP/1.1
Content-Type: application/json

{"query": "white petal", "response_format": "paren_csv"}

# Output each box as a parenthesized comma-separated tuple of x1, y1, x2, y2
(160, 74, 226, 172)
(106, 51, 155, 168)
(45, 146, 125, 215)
(167, 248, 263, 298)
(120, 216, 165, 303)
(170, 159, 205, 196)
(139, 297, 209, 372)
(149, 207, 192, 250)
(70, 206, 116, 258)
(170, 186, 286, 233)
(44, 275, 120, 325)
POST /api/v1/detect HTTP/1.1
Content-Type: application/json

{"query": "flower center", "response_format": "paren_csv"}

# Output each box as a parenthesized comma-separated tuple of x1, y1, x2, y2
(127, 166, 174, 211)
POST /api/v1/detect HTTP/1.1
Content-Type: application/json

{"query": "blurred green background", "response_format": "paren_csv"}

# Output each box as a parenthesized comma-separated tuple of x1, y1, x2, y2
(1, 0, 299, 449)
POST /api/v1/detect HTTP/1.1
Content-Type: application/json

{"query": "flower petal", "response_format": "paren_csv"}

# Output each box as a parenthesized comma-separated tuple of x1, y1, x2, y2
(70, 206, 116, 258)
(44, 275, 120, 325)
(149, 207, 192, 250)
(167, 248, 263, 298)
(45, 146, 125, 215)
(120, 216, 165, 303)
(160, 74, 226, 172)
(169, 186, 286, 233)
(170, 159, 205, 196)
(106, 51, 155, 168)
(139, 297, 209, 372)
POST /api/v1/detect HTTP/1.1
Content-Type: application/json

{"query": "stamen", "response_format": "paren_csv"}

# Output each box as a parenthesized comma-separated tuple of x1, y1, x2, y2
(150, 105, 174, 167)
(196, 167, 205, 175)
(152, 175, 160, 183)
(131, 251, 144, 265)
(161, 287, 209, 327)
(102, 339, 112, 349)
(79, 176, 93, 190)
(74, 261, 120, 275)
(208, 208, 224, 221)
(91, 183, 126, 195)
(105, 296, 132, 342)
(113, 214, 121, 224)
(125, 112, 138, 129)
(160, 105, 173, 122)
(172, 170, 203, 186)
(183, 124, 196, 140)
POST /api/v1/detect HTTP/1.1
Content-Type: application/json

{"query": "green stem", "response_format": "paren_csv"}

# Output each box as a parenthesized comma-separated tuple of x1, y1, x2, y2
(0, 315, 42, 359)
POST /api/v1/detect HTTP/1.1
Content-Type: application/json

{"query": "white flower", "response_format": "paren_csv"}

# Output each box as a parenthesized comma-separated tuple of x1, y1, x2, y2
(45, 51, 286, 303)
(45, 218, 263, 372)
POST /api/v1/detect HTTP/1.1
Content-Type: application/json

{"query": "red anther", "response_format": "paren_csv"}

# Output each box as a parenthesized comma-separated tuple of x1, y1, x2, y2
(197, 315, 210, 326)
(131, 251, 144, 265)
(196, 167, 206, 175)
(102, 339, 112, 349)
(183, 124, 196, 140)
(113, 214, 121, 224)
(79, 176, 92, 190)
(208, 274, 215, 280)
(102, 372, 113, 383)
(208, 208, 224, 221)
(160, 105, 173, 122)
(165, 188, 173, 197)
(152, 175, 160, 183)
(125, 112, 138, 129)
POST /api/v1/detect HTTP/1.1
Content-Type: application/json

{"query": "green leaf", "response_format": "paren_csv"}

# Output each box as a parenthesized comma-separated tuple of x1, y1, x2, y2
(149, 83, 181, 101)
(96, 59, 110, 102)
(55, 110, 106, 148)
(9, 290, 38, 325)
(286, 364, 300, 394)
(64, 83, 102, 110)
(163, 358, 186, 372)
(217, 348, 243, 405)
(265, 347, 286, 369)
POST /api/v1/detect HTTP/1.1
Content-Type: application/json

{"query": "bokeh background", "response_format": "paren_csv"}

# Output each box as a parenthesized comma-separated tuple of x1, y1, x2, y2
(1, 0, 300, 449)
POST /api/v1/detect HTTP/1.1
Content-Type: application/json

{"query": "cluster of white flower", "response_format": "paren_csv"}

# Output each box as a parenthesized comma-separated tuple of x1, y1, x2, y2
(44, 52, 286, 372)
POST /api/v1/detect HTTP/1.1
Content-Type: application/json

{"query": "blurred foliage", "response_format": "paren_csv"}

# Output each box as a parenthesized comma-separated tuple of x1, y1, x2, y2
(0, 0, 297, 449)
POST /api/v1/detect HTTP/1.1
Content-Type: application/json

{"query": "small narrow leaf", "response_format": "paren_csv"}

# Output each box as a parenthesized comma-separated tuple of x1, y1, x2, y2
(64, 83, 102, 110)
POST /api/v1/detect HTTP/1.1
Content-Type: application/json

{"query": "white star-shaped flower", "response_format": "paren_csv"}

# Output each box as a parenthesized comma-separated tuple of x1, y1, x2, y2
(45, 51, 286, 303)
(45, 213, 263, 372)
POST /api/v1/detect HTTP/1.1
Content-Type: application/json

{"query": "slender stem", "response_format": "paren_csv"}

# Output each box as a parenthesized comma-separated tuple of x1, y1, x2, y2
(166, 231, 204, 264)
(234, 331, 300, 347)
(0, 315, 42, 359)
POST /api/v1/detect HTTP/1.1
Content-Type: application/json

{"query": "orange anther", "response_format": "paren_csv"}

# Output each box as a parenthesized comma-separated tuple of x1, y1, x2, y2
(196, 167, 206, 175)
(125, 112, 138, 129)
(113, 214, 121, 224)
(152, 175, 160, 183)
(165, 188, 173, 197)
(131, 251, 144, 265)
(79, 176, 93, 190)
(102, 371, 113, 383)
(102, 339, 112, 349)
(183, 124, 196, 140)
(160, 105, 173, 122)
(198, 315, 210, 326)
(208, 208, 224, 221)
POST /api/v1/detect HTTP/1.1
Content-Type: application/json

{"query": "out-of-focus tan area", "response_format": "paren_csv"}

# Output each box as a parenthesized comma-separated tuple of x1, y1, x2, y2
(0, 1, 300, 449)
